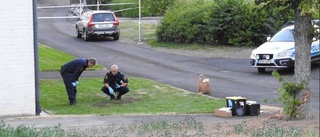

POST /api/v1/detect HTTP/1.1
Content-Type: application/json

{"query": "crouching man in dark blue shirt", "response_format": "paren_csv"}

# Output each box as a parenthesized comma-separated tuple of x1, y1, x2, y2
(60, 57, 97, 105)
(101, 64, 129, 100)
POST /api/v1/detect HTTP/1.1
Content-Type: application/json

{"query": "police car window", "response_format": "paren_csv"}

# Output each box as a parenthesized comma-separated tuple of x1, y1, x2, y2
(270, 29, 294, 42)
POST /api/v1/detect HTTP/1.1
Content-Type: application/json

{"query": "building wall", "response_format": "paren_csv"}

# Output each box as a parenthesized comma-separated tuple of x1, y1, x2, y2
(0, 1, 35, 116)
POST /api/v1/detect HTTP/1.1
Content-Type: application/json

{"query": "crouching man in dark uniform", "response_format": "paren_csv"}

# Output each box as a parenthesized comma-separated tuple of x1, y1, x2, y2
(101, 64, 129, 100)
(60, 57, 97, 105)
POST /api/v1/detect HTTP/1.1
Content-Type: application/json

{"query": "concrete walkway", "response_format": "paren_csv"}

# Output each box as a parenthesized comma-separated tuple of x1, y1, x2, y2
(1, 113, 246, 128)
(2, 110, 278, 129)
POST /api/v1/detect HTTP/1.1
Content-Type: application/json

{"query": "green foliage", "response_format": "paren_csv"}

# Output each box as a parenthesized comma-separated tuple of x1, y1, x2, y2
(105, 0, 174, 17)
(156, 0, 213, 44)
(1, 118, 318, 137)
(258, 0, 319, 16)
(140, 0, 174, 16)
(0, 120, 80, 137)
(156, 0, 293, 47)
(39, 44, 75, 71)
(206, 0, 256, 46)
(272, 71, 305, 119)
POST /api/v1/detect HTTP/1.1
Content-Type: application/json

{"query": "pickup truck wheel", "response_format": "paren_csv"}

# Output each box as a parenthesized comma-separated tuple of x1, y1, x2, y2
(257, 68, 266, 73)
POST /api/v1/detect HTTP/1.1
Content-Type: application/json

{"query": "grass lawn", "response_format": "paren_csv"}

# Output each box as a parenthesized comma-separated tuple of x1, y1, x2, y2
(40, 77, 225, 115)
(38, 30, 226, 115)
(120, 21, 157, 42)
(39, 44, 105, 71)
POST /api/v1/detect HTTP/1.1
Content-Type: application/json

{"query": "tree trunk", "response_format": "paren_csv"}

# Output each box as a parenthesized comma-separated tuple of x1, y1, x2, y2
(293, 8, 313, 119)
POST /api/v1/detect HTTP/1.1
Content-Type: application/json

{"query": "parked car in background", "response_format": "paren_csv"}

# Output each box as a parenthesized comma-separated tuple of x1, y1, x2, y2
(250, 25, 320, 73)
(75, 10, 120, 41)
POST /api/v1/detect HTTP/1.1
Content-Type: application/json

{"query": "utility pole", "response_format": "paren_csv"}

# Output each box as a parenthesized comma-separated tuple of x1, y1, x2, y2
(138, 0, 143, 44)
(79, 0, 82, 17)
(97, 0, 100, 11)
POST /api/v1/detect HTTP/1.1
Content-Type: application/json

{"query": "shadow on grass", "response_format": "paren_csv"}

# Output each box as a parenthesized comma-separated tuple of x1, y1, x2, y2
(91, 97, 141, 107)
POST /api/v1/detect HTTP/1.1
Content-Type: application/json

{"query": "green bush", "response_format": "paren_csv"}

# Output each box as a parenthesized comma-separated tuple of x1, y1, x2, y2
(206, 0, 256, 46)
(140, 0, 174, 16)
(0, 120, 80, 137)
(156, 0, 213, 44)
(272, 71, 305, 119)
(156, 0, 293, 47)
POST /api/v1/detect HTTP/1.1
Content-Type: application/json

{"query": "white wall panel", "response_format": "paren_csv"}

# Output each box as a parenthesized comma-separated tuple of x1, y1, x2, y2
(0, 0, 35, 116)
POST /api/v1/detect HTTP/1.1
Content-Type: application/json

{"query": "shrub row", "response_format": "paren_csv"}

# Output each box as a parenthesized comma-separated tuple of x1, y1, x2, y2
(156, 0, 294, 47)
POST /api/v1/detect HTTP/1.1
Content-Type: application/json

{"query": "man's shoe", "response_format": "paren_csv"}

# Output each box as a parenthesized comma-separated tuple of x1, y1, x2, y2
(70, 100, 77, 105)
(110, 95, 115, 100)
(116, 96, 121, 100)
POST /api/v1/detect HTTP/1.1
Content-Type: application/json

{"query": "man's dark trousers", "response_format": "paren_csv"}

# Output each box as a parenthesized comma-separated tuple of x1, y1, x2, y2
(60, 71, 77, 103)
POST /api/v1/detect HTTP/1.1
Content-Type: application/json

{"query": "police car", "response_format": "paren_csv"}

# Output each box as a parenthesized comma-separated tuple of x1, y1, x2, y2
(250, 25, 320, 73)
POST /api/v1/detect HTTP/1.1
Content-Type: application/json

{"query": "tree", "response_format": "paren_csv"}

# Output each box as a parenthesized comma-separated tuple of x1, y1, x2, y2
(262, 0, 319, 119)
(291, 0, 316, 119)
